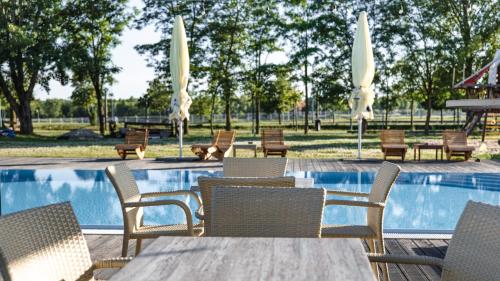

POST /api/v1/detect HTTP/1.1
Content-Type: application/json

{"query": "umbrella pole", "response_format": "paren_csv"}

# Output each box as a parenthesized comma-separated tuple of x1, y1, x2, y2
(357, 117, 362, 160)
(179, 119, 183, 159)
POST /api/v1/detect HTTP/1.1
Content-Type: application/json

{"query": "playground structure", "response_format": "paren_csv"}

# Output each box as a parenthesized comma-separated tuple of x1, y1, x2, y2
(447, 50, 500, 142)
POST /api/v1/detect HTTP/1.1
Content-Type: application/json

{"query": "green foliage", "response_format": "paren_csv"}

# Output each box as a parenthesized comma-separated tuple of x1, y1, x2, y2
(0, 0, 68, 133)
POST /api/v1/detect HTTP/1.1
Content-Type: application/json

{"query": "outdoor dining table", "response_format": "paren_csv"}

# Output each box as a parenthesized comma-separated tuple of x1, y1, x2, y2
(109, 236, 375, 281)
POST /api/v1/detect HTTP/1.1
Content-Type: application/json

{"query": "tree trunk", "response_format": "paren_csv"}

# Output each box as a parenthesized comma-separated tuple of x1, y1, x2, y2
(410, 99, 414, 131)
(440, 108, 443, 124)
(95, 86, 105, 135)
(304, 64, 309, 135)
(224, 87, 231, 131)
(278, 111, 282, 125)
(18, 101, 33, 134)
(210, 91, 216, 136)
(256, 95, 260, 134)
(425, 94, 432, 134)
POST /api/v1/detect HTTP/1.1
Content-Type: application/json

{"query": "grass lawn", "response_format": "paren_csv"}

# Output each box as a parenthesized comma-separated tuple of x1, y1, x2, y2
(1, 123, 498, 160)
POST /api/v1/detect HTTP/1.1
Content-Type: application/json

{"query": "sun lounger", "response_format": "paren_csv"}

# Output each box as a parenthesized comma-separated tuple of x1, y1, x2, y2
(261, 128, 288, 157)
(380, 129, 408, 161)
(115, 129, 149, 160)
(191, 130, 235, 160)
(443, 130, 475, 161)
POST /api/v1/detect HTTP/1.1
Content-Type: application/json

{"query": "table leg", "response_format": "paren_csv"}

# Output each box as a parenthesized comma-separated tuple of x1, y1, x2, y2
(418, 148, 421, 161)
(441, 148, 443, 160)
(435, 149, 438, 160)
(413, 147, 416, 161)
(254, 148, 257, 158)
(233, 148, 236, 157)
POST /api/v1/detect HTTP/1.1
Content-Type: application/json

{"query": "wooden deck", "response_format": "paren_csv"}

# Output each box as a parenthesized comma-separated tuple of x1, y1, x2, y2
(86, 234, 447, 281)
(1, 156, 499, 173)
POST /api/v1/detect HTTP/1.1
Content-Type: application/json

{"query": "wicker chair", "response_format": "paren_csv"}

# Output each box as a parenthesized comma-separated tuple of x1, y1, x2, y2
(0, 202, 131, 281)
(208, 186, 326, 238)
(369, 201, 500, 281)
(191, 130, 236, 160)
(380, 130, 408, 161)
(322, 161, 401, 281)
(223, 157, 288, 177)
(261, 128, 288, 157)
(196, 176, 296, 235)
(105, 164, 203, 257)
(115, 129, 149, 160)
(443, 130, 475, 161)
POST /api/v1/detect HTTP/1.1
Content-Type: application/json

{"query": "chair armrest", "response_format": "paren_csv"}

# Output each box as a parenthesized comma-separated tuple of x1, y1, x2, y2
(141, 190, 202, 207)
(124, 199, 195, 235)
(368, 254, 444, 268)
(93, 257, 133, 269)
(325, 199, 385, 208)
(195, 207, 204, 220)
(326, 190, 370, 197)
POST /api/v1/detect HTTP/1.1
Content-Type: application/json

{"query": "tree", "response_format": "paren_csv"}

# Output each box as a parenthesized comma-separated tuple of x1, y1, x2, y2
(0, 0, 68, 134)
(71, 82, 97, 125)
(138, 78, 172, 118)
(65, 0, 132, 135)
(262, 71, 301, 125)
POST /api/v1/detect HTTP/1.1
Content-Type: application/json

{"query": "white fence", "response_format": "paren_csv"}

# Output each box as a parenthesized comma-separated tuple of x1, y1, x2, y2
(3, 109, 464, 125)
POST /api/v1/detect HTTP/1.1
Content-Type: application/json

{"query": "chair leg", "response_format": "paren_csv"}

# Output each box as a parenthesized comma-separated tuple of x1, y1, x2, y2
(118, 150, 127, 160)
(121, 237, 129, 257)
(135, 148, 145, 160)
(135, 238, 142, 256)
(367, 239, 380, 280)
(377, 238, 390, 281)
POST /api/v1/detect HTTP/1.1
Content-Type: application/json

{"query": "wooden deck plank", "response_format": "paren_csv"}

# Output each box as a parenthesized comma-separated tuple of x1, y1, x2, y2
(385, 239, 429, 281)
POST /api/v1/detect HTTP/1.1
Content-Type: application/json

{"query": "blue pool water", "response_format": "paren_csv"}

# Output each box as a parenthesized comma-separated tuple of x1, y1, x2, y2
(0, 169, 499, 231)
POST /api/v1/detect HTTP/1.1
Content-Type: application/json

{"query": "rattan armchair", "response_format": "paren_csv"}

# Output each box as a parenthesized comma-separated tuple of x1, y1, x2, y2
(105, 164, 203, 257)
(208, 186, 326, 237)
(322, 161, 401, 281)
(369, 201, 500, 281)
(0, 202, 131, 281)
(196, 176, 296, 235)
(223, 157, 288, 177)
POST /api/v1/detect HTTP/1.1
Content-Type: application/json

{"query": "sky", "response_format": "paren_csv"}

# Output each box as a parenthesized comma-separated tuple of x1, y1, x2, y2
(35, 0, 159, 101)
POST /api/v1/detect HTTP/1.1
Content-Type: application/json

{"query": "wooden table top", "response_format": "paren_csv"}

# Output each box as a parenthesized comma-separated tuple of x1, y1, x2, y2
(110, 237, 375, 281)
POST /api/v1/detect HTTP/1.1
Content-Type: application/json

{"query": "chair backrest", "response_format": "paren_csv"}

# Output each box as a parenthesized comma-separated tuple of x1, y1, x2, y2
(261, 128, 285, 146)
(380, 130, 405, 145)
(209, 186, 326, 238)
(443, 130, 467, 147)
(105, 164, 143, 234)
(367, 161, 401, 235)
(441, 201, 500, 281)
(214, 130, 235, 150)
(125, 129, 149, 148)
(198, 176, 296, 235)
(223, 158, 288, 177)
(0, 202, 94, 281)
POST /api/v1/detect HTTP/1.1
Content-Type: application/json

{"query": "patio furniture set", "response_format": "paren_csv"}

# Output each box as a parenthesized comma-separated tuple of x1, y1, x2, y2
(381, 130, 475, 161)
(0, 158, 498, 281)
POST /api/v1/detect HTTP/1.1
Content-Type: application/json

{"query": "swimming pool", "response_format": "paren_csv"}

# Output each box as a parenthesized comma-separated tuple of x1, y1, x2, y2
(1, 169, 499, 232)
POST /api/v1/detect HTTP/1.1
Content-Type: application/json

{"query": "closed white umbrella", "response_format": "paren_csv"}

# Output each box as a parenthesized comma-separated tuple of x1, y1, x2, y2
(169, 15, 192, 159)
(349, 11, 375, 159)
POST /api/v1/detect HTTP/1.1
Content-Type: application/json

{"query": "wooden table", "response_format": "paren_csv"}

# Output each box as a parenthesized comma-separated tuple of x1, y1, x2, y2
(110, 237, 375, 281)
(232, 143, 258, 157)
(413, 143, 444, 161)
